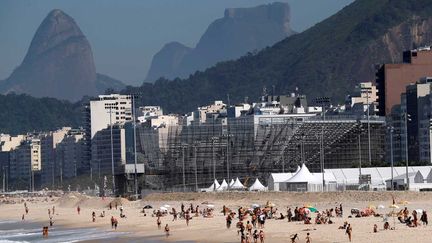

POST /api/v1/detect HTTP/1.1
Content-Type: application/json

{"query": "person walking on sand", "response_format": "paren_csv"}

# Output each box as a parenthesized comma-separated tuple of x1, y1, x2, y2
(253, 230, 259, 243)
(346, 224, 352, 242)
(114, 218, 118, 230)
(164, 224, 170, 237)
(421, 211, 428, 226)
(92, 211, 96, 222)
(77, 206, 80, 215)
(305, 232, 311, 243)
(259, 230, 264, 243)
(109, 202, 112, 210)
(52, 206, 55, 215)
(290, 233, 299, 243)
(157, 217, 161, 229)
(111, 216, 115, 229)
(22, 214, 25, 221)
(373, 224, 377, 233)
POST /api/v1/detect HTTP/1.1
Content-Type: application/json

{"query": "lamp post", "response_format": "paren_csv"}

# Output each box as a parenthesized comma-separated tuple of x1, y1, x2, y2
(222, 133, 234, 189)
(194, 143, 199, 192)
(387, 126, 394, 191)
(107, 106, 115, 196)
(366, 88, 372, 166)
(404, 112, 411, 191)
(211, 137, 219, 190)
(132, 95, 138, 197)
(181, 144, 188, 192)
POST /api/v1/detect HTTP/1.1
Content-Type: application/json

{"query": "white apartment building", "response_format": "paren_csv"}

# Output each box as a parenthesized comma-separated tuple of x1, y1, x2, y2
(137, 106, 163, 123)
(89, 94, 132, 138)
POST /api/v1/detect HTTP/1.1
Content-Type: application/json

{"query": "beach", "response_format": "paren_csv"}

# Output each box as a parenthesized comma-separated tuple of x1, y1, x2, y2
(1, 191, 432, 243)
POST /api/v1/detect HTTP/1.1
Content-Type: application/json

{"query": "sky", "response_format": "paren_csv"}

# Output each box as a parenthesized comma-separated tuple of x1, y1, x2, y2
(0, 0, 354, 85)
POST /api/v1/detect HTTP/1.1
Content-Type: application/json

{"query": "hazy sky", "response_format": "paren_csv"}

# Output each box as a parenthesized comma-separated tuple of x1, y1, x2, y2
(0, 0, 353, 85)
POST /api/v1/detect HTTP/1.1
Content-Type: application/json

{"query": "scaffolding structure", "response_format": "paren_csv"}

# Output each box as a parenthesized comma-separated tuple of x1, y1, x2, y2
(135, 115, 386, 191)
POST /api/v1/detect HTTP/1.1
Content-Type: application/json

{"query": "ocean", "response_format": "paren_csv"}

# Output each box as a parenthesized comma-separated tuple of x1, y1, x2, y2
(0, 220, 180, 243)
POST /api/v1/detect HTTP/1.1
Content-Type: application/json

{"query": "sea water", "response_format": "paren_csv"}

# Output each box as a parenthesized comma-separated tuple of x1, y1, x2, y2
(0, 220, 128, 243)
(0, 220, 193, 243)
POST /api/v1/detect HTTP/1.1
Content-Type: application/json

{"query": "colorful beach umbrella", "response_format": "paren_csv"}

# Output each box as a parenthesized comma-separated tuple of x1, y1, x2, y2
(306, 206, 318, 212)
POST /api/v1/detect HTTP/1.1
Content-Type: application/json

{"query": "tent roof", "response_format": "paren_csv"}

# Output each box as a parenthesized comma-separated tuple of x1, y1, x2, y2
(231, 177, 245, 189)
(269, 173, 294, 183)
(249, 178, 267, 191)
(229, 179, 235, 187)
(285, 163, 321, 184)
(217, 179, 228, 191)
(206, 179, 220, 191)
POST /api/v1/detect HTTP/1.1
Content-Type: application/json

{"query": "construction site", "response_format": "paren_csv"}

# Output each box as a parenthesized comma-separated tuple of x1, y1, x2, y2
(134, 114, 386, 191)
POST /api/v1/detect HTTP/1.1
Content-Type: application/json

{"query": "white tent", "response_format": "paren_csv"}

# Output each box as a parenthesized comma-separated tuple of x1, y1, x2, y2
(217, 179, 228, 191)
(249, 178, 267, 191)
(284, 163, 322, 192)
(229, 179, 235, 187)
(204, 179, 220, 192)
(295, 165, 301, 173)
(230, 177, 245, 190)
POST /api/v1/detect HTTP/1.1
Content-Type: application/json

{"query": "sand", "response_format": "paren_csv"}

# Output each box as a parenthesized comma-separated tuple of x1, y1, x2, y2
(1, 191, 432, 243)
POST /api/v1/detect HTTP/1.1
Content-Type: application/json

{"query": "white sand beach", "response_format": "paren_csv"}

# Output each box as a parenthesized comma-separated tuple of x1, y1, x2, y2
(1, 191, 432, 243)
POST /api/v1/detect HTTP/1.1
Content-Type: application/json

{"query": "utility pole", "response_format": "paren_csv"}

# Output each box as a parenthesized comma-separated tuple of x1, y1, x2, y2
(194, 144, 198, 192)
(109, 106, 115, 196)
(132, 95, 138, 197)
(182, 145, 186, 192)
(389, 126, 394, 191)
(404, 112, 410, 190)
(366, 88, 372, 166)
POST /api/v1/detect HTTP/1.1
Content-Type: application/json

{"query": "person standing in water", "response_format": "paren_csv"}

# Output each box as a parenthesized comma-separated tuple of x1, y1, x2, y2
(164, 224, 170, 237)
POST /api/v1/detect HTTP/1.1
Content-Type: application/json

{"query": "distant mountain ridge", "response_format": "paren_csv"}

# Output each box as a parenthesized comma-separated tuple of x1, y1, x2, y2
(125, 0, 432, 114)
(146, 2, 295, 81)
(0, 9, 124, 101)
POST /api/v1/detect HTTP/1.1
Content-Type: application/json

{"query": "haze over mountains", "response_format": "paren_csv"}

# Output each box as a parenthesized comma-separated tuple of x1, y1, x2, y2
(3, 0, 432, 134)
(146, 2, 295, 81)
(126, 0, 432, 114)
(0, 9, 124, 101)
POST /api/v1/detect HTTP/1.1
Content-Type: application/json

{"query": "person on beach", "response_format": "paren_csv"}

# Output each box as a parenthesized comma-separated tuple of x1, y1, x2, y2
(25, 206, 29, 214)
(111, 216, 115, 229)
(226, 214, 232, 229)
(373, 224, 378, 233)
(223, 205, 226, 216)
(421, 211, 428, 225)
(52, 206, 55, 215)
(172, 208, 177, 221)
(186, 212, 190, 226)
(42, 226, 49, 238)
(287, 208, 292, 222)
(290, 233, 299, 243)
(246, 221, 252, 234)
(92, 211, 96, 222)
(259, 230, 264, 243)
(48, 208, 51, 216)
(339, 204, 343, 217)
(305, 232, 311, 243)
(77, 206, 80, 215)
(346, 224, 352, 242)
(49, 216, 54, 227)
(253, 230, 259, 243)
(114, 218, 118, 230)
(164, 224, 170, 237)
(109, 202, 112, 210)
(157, 216, 162, 229)
(22, 214, 25, 220)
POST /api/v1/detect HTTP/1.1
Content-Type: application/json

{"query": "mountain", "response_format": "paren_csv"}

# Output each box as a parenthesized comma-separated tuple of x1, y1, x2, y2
(126, 0, 432, 114)
(0, 93, 82, 135)
(0, 9, 124, 101)
(146, 2, 295, 81)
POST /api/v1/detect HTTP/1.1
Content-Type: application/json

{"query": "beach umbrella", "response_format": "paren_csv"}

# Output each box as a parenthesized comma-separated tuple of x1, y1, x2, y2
(163, 204, 171, 208)
(416, 209, 423, 214)
(266, 202, 276, 207)
(202, 201, 209, 205)
(389, 204, 399, 209)
(398, 200, 409, 205)
(378, 205, 385, 209)
(306, 206, 318, 213)
(367, 205, 376, 210)
(207, 204, 215, 208)
(303, 208, 311, 214)
(160, 206, 168, 211)
(251, 203, 260, 208)
(144, 205, 153, 209)
(389, 204, 399, 229)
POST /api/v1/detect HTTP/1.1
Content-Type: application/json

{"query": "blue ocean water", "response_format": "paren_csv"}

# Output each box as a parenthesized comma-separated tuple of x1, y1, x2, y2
(0, 220, 193, 243)
(0, 220, 128, 243)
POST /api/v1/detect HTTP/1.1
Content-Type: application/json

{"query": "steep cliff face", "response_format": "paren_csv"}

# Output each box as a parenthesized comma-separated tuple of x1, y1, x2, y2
(146, 42, 192, 81)
(146, 2, 295, 81)
(0, 9, 124, 101)
(124, 0, 432, 114)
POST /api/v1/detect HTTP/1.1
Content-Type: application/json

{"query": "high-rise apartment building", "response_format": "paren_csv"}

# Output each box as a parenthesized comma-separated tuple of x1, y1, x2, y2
(376, 47, 432, 116)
